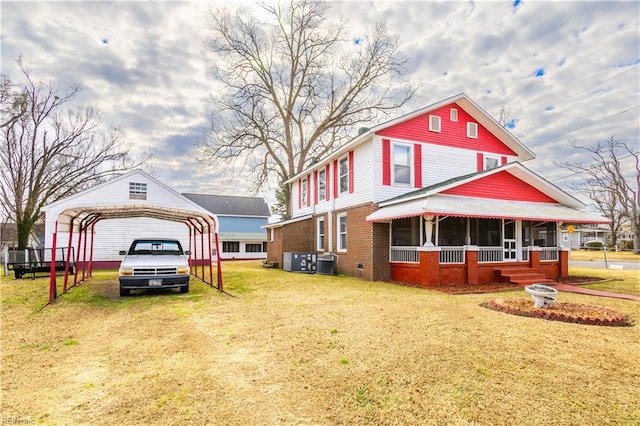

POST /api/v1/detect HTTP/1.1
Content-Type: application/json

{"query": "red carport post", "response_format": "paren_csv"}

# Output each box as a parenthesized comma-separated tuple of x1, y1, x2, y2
(187, 224, 193, 269)
(48, 222, 59, 305)
(206, 221, 213, 285)
(81, 222, 89, 281)
(199, 224, 205, 280)
(209, 215, 223, 292)
(87, 218, 99, 278)
(63, 217, 75, 292)
(73, 216, 87, 286)
(187, 218, 204, 281)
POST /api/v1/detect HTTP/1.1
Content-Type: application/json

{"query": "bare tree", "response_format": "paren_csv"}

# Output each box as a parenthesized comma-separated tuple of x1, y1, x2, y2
(496, 101, 520, 129)
(0, 74, 27, 129)
(562, 135, 639, 252)
(200, 0, 415, 217)
(0, 60, 144, 248)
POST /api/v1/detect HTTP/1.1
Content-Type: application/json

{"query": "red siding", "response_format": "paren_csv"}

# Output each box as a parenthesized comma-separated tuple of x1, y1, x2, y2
(307, 175, 311, 207)
(443, 171, 558, 203)
(414, 144, 422, 188)
(382, 139, 391, 185)
(377, 103, 516, 156)
(501, 156, 507, 166)
(477, 153, 484, 172)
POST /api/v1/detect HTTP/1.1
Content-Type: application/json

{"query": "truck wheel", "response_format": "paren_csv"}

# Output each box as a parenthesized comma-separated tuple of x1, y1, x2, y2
(180, 284, 189, 294)
(120, 288, 130, 297)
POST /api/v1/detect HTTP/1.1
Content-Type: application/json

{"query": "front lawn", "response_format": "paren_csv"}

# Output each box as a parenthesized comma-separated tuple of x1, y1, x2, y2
(569, 249, 639, 262)
(1, 262, 638, 425)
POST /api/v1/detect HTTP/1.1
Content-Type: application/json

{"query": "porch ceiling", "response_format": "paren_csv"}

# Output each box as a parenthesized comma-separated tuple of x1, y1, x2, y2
(366, 194, 609, 224)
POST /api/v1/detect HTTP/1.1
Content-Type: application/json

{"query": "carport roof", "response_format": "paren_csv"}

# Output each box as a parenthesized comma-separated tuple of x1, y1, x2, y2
(53, 204, 219, 234)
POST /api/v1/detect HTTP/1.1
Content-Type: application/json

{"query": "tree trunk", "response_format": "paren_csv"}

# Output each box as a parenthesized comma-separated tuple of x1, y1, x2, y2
(634, 217, 640, 254)
(16, 220, 33, 249)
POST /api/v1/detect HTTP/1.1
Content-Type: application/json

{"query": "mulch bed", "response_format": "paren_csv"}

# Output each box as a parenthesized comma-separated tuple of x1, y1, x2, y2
(486, 298, 629, 327)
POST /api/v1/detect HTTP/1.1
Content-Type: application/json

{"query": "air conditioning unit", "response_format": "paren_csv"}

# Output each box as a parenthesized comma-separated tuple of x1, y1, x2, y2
(283, 253, 317, 273)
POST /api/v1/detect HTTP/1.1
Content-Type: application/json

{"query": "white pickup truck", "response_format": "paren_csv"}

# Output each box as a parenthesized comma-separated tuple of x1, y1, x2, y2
(118, 238, 190, 297)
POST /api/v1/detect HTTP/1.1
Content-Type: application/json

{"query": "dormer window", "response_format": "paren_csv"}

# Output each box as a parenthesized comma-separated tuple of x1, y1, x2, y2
(484, 156, 499, 170)
(129, 182, 147, 200)
(450, 108, 458, 122)
(467, 122, 478, 138)
(429, 115, 441, 132)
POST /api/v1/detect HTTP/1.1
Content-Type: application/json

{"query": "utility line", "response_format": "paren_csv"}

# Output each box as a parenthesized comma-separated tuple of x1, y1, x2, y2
(533, 105, 639, 147)
(514, 64, 639, 121)
(550, 152, 639, 183)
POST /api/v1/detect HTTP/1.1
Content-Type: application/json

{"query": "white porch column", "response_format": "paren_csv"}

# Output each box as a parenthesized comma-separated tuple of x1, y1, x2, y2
(423, 215, 435, 247)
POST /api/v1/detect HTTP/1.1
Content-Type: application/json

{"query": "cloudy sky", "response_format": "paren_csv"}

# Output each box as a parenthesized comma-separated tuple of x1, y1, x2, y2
(2, 0, 638, 208)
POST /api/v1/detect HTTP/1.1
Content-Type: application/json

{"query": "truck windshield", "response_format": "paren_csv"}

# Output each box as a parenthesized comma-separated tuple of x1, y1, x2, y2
(129, 241, 183, 255)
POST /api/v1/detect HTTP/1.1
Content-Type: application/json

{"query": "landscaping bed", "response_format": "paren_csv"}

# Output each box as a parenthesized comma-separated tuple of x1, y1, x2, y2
(487, 298, 629, 327)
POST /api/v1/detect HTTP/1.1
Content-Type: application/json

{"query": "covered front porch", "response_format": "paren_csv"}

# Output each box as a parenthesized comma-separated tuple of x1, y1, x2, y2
(366, 191, 609, 287)
(386, 215, 568, 286)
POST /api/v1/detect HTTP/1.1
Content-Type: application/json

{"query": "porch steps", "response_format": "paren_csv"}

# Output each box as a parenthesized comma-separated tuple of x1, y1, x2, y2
(495, 267, 554, 286)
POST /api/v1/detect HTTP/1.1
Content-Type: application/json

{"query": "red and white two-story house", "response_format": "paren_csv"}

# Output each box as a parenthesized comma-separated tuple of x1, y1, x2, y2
(265, 93, 608, 287)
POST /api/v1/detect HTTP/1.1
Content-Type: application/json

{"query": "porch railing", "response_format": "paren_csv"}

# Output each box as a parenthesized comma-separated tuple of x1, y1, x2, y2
(389, 246, 559, 264)
(540, 248, 559, 261)
(439, 247, 464, 264)
(478, 247, 503, 263)
(390, 246, 419, 263)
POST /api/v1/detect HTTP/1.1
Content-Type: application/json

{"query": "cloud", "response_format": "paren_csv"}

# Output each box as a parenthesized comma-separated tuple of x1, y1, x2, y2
(2, 0, 638, 207)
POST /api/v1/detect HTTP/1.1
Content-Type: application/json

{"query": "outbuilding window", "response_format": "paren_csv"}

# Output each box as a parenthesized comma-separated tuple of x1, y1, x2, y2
(222, 241, 240, 253)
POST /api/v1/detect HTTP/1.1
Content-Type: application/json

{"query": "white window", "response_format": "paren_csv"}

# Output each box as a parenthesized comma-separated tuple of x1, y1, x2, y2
(270, 228, 274, 242)
(318, 169, 326, 201)
(393, 144, 412, 185)
(429, 115, 441, 132)
(222, 241, 240, 253)
(339, 157, 349, 193)
(484, 156, 500, 170)
(467, 122, 478, 138)
(245, 243, 263, 253)
(337, 213, 347, 252)
(301, 177, 308, 206)
(129, 182, 147, 200)
(450, 108, 458, 122)
(317, 217, 325, 251)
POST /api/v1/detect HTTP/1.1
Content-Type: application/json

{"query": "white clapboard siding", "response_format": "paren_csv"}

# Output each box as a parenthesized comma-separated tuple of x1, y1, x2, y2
(43, 171, 214, 262)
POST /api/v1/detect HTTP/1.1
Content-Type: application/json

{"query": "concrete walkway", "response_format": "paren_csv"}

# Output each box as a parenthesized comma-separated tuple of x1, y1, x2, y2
(551, 283, 640, 302)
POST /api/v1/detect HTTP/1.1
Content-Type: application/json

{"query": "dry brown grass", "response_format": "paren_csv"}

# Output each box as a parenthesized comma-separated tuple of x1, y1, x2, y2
(569, 249, 639, 262)
(1, 262, 639, 425)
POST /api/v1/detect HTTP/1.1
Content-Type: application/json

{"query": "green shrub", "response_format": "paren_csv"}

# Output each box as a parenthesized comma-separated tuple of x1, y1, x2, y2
(584, 241, 604, 250)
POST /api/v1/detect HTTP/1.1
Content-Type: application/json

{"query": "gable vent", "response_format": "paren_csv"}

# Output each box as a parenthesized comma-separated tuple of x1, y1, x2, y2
(129, 182, 147, 200)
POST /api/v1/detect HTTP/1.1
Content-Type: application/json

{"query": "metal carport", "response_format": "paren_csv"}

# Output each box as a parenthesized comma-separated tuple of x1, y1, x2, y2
(46, 204, 223, 308)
